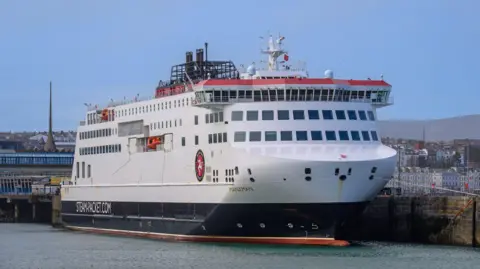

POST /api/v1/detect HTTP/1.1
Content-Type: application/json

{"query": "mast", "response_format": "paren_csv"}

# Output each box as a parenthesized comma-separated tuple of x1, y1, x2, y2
(261, 34, 287, 71)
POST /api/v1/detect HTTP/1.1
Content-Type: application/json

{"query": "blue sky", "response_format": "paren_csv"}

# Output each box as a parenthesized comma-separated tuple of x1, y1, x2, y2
(0, 0, 478, 131)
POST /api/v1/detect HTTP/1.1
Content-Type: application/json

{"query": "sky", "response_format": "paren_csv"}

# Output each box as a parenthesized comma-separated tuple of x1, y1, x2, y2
(0, 0, 478, 131)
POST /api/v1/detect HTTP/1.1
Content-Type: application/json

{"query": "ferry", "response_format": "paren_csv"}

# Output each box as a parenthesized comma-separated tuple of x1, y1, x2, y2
(61, 34, 397, 246)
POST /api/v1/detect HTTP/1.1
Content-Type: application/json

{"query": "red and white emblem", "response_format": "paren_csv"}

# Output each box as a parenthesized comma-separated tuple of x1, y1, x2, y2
(195, 150, 205, 182)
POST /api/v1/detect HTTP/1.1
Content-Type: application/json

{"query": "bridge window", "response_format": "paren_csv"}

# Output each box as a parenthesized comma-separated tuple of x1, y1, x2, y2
(234, 132, 246, 142)
(278, 110, 289, 120)
(367, 111, 375, 121)
(322, 110, 334, 120)
(293, 110, 305, 120)
(280, 131, 293, 141)
(247, 111, 258, 121)
(335, 110, 346, 120)
(347, 110, 357, 120)
(325, 131, 336, 141)
(371, 131, 379, 141)
(308, 110, 319, 120)
(311, 131, 323, 140)
(231, 111, 243, 121)
(249, 131, 261, 142)
(358, 110, 367, 121)
(361, 131, 370, 141)
(265, 131, 277, 141)
(262, 110, 274, 120)
(338, 131, 349, 141)
(296, 131, 308, 141)
(350, 131, 361, 141)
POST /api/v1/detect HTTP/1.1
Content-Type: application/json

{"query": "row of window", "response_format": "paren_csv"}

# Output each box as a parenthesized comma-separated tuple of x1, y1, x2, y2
(208, 133, 228, 144)
(79, 144, 122, 156)
(204, 112, 224, 124)
(233, 130, 379, 142)
(150, 119, 183, 130)
(231, 109, 375, 121)
(79, 128, 116, 140)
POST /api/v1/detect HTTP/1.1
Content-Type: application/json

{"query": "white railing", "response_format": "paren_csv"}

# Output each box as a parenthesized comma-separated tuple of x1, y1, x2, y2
(87, 95, 156, 111)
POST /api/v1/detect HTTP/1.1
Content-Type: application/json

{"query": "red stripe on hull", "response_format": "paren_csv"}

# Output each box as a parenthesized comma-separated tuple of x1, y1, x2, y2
(66, 226, 350, 247)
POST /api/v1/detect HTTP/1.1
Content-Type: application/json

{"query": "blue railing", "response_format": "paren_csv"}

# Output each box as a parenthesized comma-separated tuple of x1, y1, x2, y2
(0, 152, 74, 166)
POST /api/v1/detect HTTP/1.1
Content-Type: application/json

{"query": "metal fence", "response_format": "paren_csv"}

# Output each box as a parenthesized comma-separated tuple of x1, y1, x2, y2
(384, 172, 480, 196)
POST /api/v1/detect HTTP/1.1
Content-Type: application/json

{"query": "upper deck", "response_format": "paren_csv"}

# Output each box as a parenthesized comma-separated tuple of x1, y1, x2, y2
(83, 34, 393, 124)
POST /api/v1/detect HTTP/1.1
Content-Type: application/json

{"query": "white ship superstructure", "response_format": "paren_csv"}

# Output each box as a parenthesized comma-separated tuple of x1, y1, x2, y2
(61, 35, 397, 246)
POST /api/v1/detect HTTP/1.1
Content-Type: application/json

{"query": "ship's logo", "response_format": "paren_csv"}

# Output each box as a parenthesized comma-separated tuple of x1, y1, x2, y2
(195, 150, 205, 182)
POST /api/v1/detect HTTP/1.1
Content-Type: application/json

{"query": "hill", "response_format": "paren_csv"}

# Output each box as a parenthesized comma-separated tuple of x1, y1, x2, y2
(377, 115, 480, 141)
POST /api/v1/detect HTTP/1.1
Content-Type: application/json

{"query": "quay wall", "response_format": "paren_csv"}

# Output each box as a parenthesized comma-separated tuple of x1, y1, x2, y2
(339, 196, 479, 247)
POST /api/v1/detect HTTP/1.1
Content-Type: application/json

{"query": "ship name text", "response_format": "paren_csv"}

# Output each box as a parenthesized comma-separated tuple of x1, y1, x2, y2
(229, 187, 254, 193)
(76, 201, 112, 214)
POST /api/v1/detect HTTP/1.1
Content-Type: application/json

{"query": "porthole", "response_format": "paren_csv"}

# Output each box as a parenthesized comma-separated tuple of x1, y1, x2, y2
(250, 177, 255, 182)
(369, 175, 374, 180)
(339, 175, 347, 181)
(305, 176, 312, 181)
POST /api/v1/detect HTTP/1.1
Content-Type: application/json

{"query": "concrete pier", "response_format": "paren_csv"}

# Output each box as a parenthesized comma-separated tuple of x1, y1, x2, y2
(338, 196, 479, 247)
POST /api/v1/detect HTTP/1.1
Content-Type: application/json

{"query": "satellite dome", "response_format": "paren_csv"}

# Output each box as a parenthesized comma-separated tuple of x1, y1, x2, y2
(324, 70, 334, 79)
(247, 65, 256, 76)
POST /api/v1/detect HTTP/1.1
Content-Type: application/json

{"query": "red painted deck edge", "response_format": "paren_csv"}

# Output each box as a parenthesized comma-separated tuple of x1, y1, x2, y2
(66, 226, 350, 247)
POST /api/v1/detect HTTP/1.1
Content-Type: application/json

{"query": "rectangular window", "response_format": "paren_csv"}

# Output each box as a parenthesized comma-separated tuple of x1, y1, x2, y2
(209, 113, 214, 123)
(81, 162, 85, 178)
(208, 134, 213, 144)
(280, 131, 293, 141)
(205, 114, 209, 123)
(87, 165, 91, 178)
(194, 115, 198, 125)
(367, 111, 375, 121)
(277, 110, 289, 120)
(264, 131, 277, 141)
(308, 110, 319, 120)
(358, 110, 367, 120)
(213, 133, 218, 143)
(218, 133, 223, 143)
(322, 110, 334, 120)
(335, 110, 346, 120)
(219, 112, 224, 122)
(214, 113, 219, 123)
(231, 111, 243, 121)
(325, 131, 336, 141)
(371, 131, 379, 141)
(195, 135, 199, 145)
(182, 137, 186, 146)
(311, 131, 323, 140)
(361, 131, 371, 141)
(293, 110, 305, 120)
(351, 131, 361, 141)
(347, 110, 357, 120)
(234, 132, 246, 142)
(338, 131, 349, 141)
(246, 111, 258, 121)
(223, 132, 227, 142)
(262, 110, 274, 120)
(296, 131, 308, 141)
(249, 131, 261, 141)
(76, 162, 79, 178)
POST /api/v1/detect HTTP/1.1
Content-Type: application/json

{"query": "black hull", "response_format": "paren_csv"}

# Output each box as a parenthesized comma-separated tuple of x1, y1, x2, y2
(61, 201, 368, 245)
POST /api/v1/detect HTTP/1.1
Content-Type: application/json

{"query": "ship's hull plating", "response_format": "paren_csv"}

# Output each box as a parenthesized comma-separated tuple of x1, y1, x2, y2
(61, 201, 368, 246)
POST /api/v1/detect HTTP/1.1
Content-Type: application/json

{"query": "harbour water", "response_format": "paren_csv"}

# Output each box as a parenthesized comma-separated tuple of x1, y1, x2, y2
(1, 224, 479, 269)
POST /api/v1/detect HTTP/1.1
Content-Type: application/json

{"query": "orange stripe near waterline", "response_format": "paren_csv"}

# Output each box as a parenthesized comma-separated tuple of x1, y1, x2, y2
(65, 226, 350, 247)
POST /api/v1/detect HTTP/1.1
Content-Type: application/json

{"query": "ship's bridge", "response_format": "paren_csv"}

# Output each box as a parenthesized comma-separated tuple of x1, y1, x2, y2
(192, 76, 393, 109)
